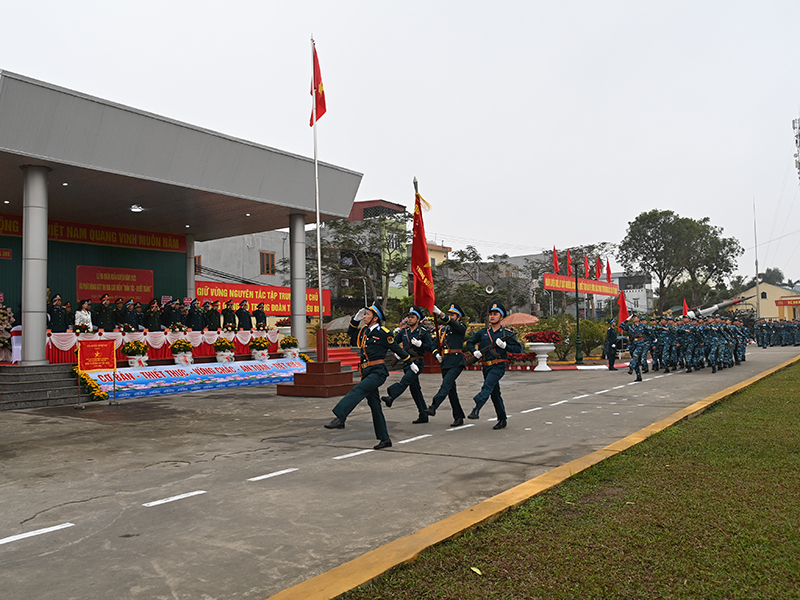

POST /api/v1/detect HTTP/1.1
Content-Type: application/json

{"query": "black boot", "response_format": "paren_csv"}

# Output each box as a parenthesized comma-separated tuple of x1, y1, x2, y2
(381, 395, 394, 408)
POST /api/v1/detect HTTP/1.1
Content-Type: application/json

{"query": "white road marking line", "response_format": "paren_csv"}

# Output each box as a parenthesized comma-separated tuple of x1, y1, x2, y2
(143, 490, 207, 507)
(398, 434, 432, 444)
(446, 423, 475, 431)
(613, 412, 620, 415)
(654, 375, 664, 379)
(628, 382, 639, 385)
(0, 522, 75, 546)
(520, 407, 543, 413)
(247, 468, 299, 482)
(550, 400, 569, 406)
(572, 394, 589, 399)
(612, 385, 626, 390)
(595, 389, 610, 394)
(332, 449, 374, 460)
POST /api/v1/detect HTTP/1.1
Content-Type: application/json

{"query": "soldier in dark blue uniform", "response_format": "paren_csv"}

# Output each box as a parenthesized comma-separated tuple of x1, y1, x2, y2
(114, 297, 127, 326)
(325, 302, 415, 449)
(603, 319, 619, 370)
(47, 294, 69, 333)
(253, 303, 267, 327)
(466, 302, 522, 429)
(425, 302, 468, 427)
(123, 299, 139, 329)
(236, 300, 253, 330)
(186, 299, 206, 331)
(381, 305, 434, 423)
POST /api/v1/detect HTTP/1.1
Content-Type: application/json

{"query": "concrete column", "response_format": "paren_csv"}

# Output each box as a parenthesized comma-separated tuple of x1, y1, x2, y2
(289, 213, 307, 349)
(185, 234, 195, 299)
(20, 165, 51, 365)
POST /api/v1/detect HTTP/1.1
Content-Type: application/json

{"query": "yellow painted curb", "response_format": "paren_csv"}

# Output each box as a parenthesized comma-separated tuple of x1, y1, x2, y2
(266, 354, 800, 600)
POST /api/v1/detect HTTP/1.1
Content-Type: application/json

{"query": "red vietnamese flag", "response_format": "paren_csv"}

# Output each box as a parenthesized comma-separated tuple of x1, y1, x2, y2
(584, 253, 589, 277)
(552, 246, 559, 274)
(606, 258, 612, 283)
(567, 250, 573, 276)
(596, 256, 603, 280)
(411, 192, 435, 312)
(682, 298, 689, 316)
(309, 45, 327, 126)
(617, 290, 630, 331)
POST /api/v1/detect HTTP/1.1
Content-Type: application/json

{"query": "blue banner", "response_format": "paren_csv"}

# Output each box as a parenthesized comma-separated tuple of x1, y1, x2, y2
(85, 359, 306, 399)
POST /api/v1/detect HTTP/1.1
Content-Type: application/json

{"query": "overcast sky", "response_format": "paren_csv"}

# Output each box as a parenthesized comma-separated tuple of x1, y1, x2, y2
(3, 1, 799, 281)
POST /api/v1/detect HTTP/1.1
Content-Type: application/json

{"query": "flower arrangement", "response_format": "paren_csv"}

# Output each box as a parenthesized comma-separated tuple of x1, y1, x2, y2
(169, 339, 193, 354)
(254, 322, 272, 331)
(0, 337, 10, 350)
(73, 366, 109, 402)
(275, 317, 291, 327)
(121, 340, 148, 356)
(0, 304, 15, 329)
(73, 323, 91, 334)
(168, 323, 189, 332)
(279, 335, 299, 349)
(119, 323, 136, 333)
(299, 352, 314, 363)
(249, 336, 272, 351)
(524, 330, 562, 344)
(214, 337, 235, 352)
(507, 351, 537, 365)
(222, 323, 238, 333)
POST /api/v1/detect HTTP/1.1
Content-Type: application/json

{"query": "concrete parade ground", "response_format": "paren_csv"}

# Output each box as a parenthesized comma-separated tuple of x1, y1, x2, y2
(1, 345, 798, 600)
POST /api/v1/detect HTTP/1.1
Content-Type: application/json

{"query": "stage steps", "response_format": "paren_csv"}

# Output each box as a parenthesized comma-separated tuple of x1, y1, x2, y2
(0, 363, 89, 410)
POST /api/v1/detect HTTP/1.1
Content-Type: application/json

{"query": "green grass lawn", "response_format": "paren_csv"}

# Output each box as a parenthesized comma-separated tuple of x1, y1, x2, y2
(344, 362, 800, 599)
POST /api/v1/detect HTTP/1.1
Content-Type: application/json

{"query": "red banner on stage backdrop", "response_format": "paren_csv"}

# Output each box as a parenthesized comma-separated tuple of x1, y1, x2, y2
(774, 298, 800, 306)
(78, 339, 117, 372)
(77, 266, 154, 304)
(543, 273, 619, 296)
(0, 212, 185, 252)
(195, 281, 331, 316)
(0, 248, 11, 259)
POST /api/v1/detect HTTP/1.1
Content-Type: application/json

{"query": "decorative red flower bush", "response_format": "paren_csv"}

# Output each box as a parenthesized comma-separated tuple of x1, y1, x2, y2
(524, 330, 562, 344)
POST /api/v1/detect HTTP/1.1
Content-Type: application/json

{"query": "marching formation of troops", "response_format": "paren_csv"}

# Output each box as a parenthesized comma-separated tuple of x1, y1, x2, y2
(754, 318, 800, 348)
(615, 313, 753, 381)
(46, 293, 271, 333)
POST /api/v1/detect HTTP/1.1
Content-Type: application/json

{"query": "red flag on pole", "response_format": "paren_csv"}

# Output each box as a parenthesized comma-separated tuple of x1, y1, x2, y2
(552, 246, 559, 274)
(584, 253, 590, 278)
(682, 298, 689, 316)
(617, 290, 629, 331)
(310, 45, 327, 126)
(411, 189, 435, 312)
(606, 258, 612, 283)
(567, 250, 573, 276)
(596, 256, 603, 280)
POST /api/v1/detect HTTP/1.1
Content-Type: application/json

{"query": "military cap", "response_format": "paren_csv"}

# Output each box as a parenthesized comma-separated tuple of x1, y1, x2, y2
(239, 300, 248, 307)
(148, 299, 159, 307)
(367, 301, 385, 321)
(100, 294, 110, 301)
(225, 299, 234, 306)
(126, 298, 134, 306)
(190, 298, 198, 306)
(52, 294, 61, 302)
(408, 305, 424, 319)
(447, 302, 464, 317)
(489, 301, 507, 317)
(257, 302, 265, 309)
(134, 302, 141, 308)
(115, 297, 124, 304)
(64, 301, 71, 308)
(202, 300, 211, 307)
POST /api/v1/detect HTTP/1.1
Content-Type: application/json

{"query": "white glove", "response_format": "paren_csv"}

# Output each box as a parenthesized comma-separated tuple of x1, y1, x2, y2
(410, 363, 420, 374)
(496, 339, 507, 349)
(354, 308, 367, 321)
(432, 305, 442, 316)
(411, 338, 422, 347)
(611, 344, 616, 348)
(436, 353, 443, 363)
(473, 350, 483, 360)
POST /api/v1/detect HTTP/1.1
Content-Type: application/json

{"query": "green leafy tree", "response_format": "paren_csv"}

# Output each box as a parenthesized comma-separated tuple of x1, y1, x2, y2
(682, 217, 743, 306)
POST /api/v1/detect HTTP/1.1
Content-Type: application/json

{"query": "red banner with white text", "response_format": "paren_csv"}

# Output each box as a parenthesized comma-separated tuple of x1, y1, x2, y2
(195, 281, 331, 316)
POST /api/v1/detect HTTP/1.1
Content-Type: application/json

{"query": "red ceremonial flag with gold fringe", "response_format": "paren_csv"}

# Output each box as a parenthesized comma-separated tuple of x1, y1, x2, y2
(596, 256, 603, 280)
(584, 253, 589, 278)
(411, 193, 435, 312)
(78, 339, 117, 372)
(617, 290, 629, 332)
(552, 246, 559, 274)
(567, 250, 573, 276)
(606, 258, 612, 283)
(310, 46, 327, 126)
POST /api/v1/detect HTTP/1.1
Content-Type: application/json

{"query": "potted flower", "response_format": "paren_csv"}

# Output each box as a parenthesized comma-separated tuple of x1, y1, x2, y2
(169, 338, 194, 365)
(72, 323, 91, 335)
(279, 335, 299, 358)
(254, 322, 271, 331)
(249, 335, 272, 361)
(523, 330, 562, 371)
(168, 323, 189, 333)
(213, 337, 236, 363)
(121, 340, 149, 368)
(119, 323, 137, 333)
(275, 317, 291, 337)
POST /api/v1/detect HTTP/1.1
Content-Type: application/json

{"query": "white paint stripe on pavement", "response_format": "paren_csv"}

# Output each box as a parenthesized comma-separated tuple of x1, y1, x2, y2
(332, 449, 374, 460)
(612, 385, 626, 390)
(143, 490, 207, 507)
(520, 407, 543, 413)
(572, 394, 589, 399)
(247, 468, 299, 482)
(446, 423, 475, 431)
(594, 389, 610, 394)
(398, 435, 432, 444)
(550, 400, 569, 406)
(0, 522, 75, 546)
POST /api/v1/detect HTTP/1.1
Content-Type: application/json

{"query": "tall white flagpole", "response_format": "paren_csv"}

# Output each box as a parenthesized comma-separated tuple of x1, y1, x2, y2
(311, 36, 324, 332)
